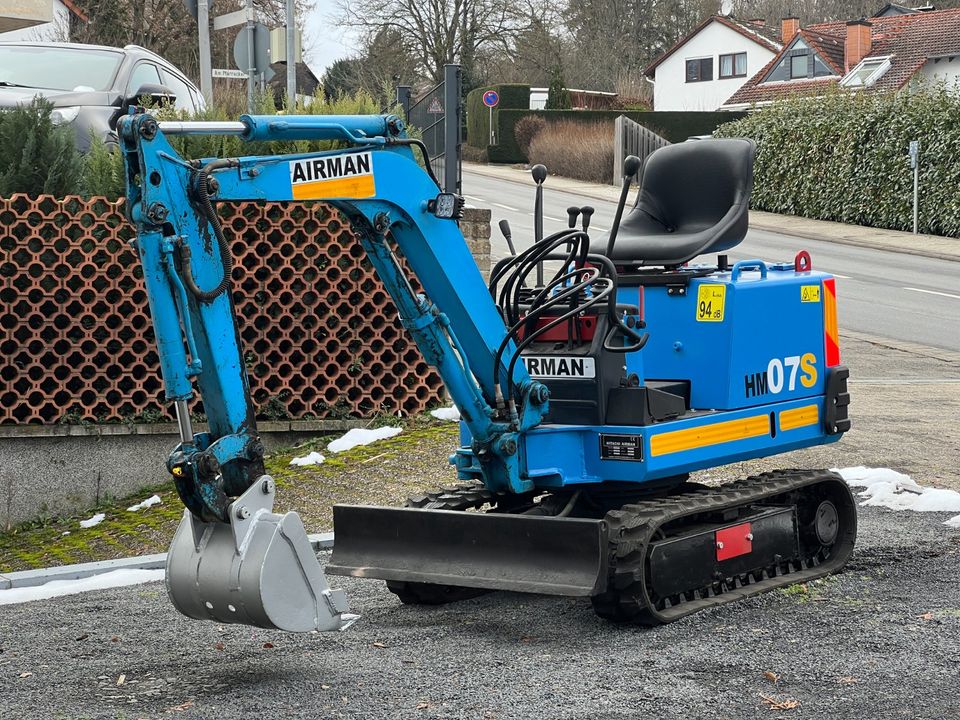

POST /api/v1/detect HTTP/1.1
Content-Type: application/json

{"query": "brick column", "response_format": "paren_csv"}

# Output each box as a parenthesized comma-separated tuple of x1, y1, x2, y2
(460, 206, 492, 280)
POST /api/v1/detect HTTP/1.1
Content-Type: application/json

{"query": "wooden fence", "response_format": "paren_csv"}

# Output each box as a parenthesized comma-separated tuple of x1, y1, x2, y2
(613, 115, 670, 182)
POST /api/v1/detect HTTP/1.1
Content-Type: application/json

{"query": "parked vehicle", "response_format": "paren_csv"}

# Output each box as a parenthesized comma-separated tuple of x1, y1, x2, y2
(0, 42, 204, 152)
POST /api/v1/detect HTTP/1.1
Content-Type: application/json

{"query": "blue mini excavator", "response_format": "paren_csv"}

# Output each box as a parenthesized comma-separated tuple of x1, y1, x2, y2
(117, 110, 855, 632)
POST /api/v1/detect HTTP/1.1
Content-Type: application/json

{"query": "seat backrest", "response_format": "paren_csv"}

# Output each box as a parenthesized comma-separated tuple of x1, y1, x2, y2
(635, 138, 755, 234)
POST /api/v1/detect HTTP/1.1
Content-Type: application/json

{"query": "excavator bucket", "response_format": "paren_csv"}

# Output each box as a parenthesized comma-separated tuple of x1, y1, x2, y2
(165, 476, 356, 632)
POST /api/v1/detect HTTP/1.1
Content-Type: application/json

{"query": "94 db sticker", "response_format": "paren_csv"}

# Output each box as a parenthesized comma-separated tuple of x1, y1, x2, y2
(696, 285, 725, 322)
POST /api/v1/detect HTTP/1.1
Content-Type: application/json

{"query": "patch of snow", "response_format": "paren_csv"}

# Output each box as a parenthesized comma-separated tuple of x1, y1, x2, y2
(946, 514, 960, 529)
(834, 466, 960, 515)
(430, 406, 461, 422)
(79, 513, 105, 529)
(327, 426, 402, 454)
(290, 451, 326, 467)
(61, 531, 70, 536)
(126, 495, 162, 512)
(0, 569, 165, 606)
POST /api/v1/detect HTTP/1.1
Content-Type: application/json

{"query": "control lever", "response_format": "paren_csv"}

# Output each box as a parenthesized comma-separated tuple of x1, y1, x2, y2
(580, 206, 595, 234)
(566, 206, 580, 229)
(605, 155, 642, 258)
(499, 219, 517, 256)
(531, 164, 547, 287)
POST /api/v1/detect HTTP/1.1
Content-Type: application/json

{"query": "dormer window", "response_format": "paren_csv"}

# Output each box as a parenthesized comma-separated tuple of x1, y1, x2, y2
(764, 38, 837, 81)
(841, 56, 892, 87)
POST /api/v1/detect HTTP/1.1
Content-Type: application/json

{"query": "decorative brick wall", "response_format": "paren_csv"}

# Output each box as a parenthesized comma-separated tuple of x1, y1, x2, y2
(0, 196, 491, 425)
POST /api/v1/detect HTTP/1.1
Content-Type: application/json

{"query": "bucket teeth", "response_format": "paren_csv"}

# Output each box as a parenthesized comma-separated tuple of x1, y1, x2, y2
(165, 476, 355, 633)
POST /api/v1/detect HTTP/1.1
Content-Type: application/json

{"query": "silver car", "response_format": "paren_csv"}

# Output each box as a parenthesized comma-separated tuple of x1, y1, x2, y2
(0, 41, 204, 152)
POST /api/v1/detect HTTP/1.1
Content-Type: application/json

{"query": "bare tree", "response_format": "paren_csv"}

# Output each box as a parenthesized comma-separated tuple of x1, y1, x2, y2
(335, 0, 542, 83)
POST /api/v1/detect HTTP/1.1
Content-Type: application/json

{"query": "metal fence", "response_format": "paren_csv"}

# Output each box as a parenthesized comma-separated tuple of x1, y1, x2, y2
(613, 115, 671, 182)
(0, 194, 444, 425)
(397, 65, 462, 193)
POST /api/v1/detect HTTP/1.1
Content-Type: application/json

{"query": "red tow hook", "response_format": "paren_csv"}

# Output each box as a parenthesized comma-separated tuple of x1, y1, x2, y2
(795, 250, 812, 272)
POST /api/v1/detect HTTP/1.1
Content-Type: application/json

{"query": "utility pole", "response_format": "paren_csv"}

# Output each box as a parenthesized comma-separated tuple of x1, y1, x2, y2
(245, 0, 255, 113)
(198, 0, 213, 105)
(285, 0, 296, 108)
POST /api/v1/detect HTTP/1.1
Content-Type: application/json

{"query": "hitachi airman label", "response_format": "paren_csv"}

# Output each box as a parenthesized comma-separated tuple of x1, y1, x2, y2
(289, 152, 375, 200)
(522, 356, 596, 379)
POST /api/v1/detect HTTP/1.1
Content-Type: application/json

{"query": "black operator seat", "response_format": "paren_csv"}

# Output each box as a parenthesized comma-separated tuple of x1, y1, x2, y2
(602, 138, 756, 267)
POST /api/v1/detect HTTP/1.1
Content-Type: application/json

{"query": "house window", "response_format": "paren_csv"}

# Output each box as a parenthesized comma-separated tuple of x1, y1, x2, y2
(685, 57, 713, 83)
(841, 56, 892, 88)
(719, 52, 747, 79)
(790, 53, 808, 79)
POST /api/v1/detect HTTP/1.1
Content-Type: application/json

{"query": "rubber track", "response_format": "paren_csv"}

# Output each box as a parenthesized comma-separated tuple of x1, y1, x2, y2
(591, 469, 858, 625)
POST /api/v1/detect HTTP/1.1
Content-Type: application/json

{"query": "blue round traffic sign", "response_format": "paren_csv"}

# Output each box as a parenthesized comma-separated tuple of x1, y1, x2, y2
(482, 90, 500, 108)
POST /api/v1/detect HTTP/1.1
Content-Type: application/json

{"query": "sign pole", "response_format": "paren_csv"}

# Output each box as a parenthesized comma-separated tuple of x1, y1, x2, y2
(197, 0, 213, 105)
(245, 0, 255, 113)
(285, 0, 296, 108)
(910, 140, 920, 235)
(488, 104, 493, 146)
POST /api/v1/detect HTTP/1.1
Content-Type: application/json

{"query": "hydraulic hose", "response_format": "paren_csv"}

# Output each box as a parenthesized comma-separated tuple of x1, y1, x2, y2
(180, 159, 238, 304)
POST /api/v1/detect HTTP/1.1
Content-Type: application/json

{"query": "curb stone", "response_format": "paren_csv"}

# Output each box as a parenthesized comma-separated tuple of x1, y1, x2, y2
(0, 532, 334, 590)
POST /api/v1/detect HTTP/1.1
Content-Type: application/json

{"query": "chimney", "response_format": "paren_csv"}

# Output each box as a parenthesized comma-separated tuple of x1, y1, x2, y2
(750, 18, 766, 26)
(781, 16, 800, 44)
(845, 19, 873, 71)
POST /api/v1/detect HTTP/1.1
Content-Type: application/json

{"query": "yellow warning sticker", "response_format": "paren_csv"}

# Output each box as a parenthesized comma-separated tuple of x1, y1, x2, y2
(696, 284, 726, 322)
(289, 152, 375, 200)
(800, 284, 821, 303)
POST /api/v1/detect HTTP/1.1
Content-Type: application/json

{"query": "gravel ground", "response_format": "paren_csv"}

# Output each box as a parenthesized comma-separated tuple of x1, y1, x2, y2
(0, 506, 958, 720)
(1, 332, 958, 718)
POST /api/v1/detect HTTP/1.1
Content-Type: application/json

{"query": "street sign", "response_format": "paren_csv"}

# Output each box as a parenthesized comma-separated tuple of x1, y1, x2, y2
(213, 7, 254, 30)
(213, 68, 248, 79)
(233, 23, 274, 81)
(270, 26, 302, 64)
(427, 97, 443, 114)
(482, 90, 499, 108)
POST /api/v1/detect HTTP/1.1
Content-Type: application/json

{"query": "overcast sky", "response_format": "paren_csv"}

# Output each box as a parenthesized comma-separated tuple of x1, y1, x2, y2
(302, 5, 357, 78)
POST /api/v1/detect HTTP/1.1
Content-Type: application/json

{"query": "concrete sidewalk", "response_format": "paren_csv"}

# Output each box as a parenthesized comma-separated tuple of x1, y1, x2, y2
(464, 162, 960, 263)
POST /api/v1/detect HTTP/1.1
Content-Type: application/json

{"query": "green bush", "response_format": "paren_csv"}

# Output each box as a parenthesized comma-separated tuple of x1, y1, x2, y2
(0, 98, 84, 197)
(714, 86, 960, 237)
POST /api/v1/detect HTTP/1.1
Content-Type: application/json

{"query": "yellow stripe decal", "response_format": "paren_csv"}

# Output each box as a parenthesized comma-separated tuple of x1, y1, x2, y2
(650, 414, 770, 457)
(291, 175, 376, 200)
(779, 404, 820, 431)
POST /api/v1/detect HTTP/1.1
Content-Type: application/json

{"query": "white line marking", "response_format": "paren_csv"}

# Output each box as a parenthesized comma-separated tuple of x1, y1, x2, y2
(462, 194, 484, 202)
(490, 202, 519, 211)
(544, 215, 565, 223)
(903, 287, 960, 300)
(830, 273, 852, 279)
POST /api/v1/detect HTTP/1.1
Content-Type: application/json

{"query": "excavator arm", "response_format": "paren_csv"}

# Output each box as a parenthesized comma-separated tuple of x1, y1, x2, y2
(117, 110, 547, 631)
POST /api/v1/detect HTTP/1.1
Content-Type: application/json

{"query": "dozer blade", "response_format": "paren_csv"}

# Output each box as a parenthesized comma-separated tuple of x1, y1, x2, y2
(165, 476, 356, 632)
(326, 505, 608, 596)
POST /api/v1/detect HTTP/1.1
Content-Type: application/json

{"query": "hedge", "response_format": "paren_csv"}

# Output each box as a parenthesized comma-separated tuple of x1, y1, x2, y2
(465, 84, 531, 160)
(714, 87, 960, 237)
(474, 109, 746, 163)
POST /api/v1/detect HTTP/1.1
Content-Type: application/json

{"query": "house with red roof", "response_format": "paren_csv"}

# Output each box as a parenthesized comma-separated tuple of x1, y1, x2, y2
(721, 6, 960, 109)
(643, 15, 782, 111)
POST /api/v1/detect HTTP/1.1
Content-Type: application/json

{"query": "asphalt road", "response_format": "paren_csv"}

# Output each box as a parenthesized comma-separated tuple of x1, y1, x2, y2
(462, 168, 960, 353)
